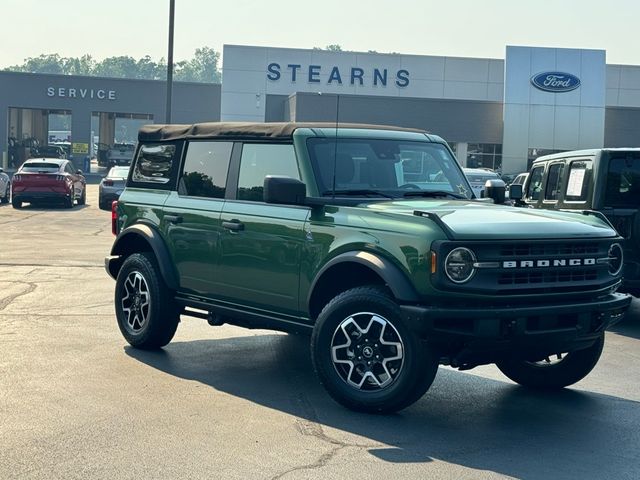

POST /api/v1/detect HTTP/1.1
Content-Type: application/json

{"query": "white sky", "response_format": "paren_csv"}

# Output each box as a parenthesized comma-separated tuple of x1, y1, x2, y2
(1, 0, 639, 66)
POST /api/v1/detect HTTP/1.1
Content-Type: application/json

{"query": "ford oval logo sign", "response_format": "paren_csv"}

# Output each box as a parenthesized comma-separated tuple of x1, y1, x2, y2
(531, 72, 581, 92)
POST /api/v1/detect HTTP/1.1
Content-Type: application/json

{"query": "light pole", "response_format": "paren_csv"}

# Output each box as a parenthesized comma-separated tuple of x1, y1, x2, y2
(165, 0, 175, 123)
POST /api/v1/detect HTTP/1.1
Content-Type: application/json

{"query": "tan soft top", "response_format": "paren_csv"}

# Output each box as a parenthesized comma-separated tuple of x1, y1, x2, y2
(138, 122, 426, 142)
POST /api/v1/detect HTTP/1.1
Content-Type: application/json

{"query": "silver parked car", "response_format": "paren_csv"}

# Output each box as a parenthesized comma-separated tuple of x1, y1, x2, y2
(0, 168, 10, 204)
(99, 166, 129, 210)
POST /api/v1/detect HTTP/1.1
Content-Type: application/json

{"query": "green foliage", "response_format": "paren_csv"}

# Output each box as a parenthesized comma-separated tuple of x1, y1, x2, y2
(313, 45, 344, 52)
(174, 47, 220, 83)
(4, 48, 220, 83)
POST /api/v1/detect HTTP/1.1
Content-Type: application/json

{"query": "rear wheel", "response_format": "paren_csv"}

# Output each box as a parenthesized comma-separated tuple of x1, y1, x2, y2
(115, 252, 180, 349)
(65, 193, 74, 208)
(77, 187, 86, 205)
(496, 334, 605, 389)
(311, 286, 438, 413)
(1, 184, 9, 203)
(12, 198, 21, 209)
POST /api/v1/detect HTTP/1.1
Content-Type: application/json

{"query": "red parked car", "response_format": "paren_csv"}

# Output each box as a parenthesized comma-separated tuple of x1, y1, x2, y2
(11, 158, 86, 209)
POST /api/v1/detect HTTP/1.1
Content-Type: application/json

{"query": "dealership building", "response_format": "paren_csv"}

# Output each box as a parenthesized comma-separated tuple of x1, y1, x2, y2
(1, 44, 640, 174)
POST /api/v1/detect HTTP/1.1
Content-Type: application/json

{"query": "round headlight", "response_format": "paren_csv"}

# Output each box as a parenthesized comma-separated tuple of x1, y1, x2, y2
(608, 243, 623, 276)
(445, 247, 477, 283)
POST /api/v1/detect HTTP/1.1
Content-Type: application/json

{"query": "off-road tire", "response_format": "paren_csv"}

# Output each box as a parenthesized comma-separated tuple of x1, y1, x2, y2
(311, 285, 438, 413)
(115, 252, 180, 349)
(496, 333, 605, 389)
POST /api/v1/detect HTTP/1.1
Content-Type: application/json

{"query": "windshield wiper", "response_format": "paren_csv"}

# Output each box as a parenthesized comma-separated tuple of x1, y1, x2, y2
(402, 190, 467, 199)
(322, 189, 395, 199)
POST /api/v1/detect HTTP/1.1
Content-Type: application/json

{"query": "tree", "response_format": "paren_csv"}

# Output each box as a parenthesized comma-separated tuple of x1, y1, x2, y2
(313, 45, 344, 52)
(174, 47, 220, 83)
(3, 48, 221, 83)
(9, 54, 65, 74)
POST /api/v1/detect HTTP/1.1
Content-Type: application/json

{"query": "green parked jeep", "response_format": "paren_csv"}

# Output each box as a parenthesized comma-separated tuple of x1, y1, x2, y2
(520, 148, 640, 294)
(105, 123, 630, 413)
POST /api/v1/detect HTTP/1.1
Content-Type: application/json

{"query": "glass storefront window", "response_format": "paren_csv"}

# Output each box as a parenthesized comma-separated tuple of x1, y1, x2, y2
(466, 143, 502, 171)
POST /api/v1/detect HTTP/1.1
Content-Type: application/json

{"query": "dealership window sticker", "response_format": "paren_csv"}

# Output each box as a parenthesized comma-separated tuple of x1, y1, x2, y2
(566, 168, 586, 197)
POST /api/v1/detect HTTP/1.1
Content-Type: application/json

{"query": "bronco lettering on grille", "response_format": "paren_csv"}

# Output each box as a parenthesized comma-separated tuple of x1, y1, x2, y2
(503, 258, 597, 268)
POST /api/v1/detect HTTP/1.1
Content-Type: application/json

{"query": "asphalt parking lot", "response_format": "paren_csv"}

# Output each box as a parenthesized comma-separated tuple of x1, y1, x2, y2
(1, 185, 639, 480)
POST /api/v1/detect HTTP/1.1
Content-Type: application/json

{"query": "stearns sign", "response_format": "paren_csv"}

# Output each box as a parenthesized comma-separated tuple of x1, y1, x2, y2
(267, 62, 410, 87)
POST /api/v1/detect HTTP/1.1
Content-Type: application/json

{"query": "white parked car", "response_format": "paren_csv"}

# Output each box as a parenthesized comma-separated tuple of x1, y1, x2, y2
(0, 168, 10, 204)
(463, 168, 501, 198)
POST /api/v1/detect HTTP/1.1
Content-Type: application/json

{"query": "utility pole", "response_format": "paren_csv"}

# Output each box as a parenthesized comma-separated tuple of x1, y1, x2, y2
(165, 0, 175, 123)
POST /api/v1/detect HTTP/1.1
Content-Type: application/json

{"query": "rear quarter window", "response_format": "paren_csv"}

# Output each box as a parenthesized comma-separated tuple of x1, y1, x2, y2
(565, 160, 593, 202)
(129, 143, 181, 189)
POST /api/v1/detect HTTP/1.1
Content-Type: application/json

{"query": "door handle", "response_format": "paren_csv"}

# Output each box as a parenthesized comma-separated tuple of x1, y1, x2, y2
(165, 214, 183, 224)
(222, 220, 244, 231)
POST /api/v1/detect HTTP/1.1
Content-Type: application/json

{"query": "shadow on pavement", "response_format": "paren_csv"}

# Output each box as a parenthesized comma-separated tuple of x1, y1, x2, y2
(609, 298, 640, 339)
(126, 333, 640, 479)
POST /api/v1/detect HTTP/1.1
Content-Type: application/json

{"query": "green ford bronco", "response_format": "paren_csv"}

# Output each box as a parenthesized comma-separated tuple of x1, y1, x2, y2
(106, 123, 630, 413)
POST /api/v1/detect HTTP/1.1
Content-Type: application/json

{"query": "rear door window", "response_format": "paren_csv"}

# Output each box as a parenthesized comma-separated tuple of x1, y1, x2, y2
(179, 141, 233, 199)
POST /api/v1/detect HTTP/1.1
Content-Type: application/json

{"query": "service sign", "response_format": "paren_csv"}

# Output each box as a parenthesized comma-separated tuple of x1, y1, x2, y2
(530, 72, 581, 92)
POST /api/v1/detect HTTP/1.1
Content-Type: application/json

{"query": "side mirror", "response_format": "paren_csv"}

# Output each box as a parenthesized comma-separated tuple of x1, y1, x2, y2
(508, 184, 523, 201)
(264, 176, 306, 205)
(76, 170, 83, 175)
(484, 179, 506, 204)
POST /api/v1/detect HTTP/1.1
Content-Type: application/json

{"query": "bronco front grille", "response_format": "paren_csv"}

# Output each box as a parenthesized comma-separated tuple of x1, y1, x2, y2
(433, 238, 619, 295)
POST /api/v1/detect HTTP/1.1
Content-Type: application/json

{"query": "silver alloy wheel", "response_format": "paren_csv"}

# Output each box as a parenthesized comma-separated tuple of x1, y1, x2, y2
(331, 312, 404, 391)
(121, 271, 151, 334)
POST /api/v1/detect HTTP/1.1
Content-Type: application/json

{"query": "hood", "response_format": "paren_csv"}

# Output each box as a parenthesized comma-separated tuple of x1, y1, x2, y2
(366, 200, 616, 240)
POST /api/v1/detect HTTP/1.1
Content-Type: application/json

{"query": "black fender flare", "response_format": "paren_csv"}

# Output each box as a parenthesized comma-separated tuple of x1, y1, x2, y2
(108, 223, 179, 290)
(308, 251, 421, 304)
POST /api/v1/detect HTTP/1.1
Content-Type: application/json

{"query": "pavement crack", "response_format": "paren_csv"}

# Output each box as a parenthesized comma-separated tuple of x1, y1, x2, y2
(270, 444, 346, 480)
(0, 281, 37, 311)
(269, 390, 376, 480)
(0, 212, 47, 226)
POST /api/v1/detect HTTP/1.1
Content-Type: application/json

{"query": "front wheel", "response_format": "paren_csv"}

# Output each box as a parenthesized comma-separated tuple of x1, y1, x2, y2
(311, 286, 438, 413)
(115, 252, 180, 349)
(77, 187, 86, 205)
(496, 334, 605, 389)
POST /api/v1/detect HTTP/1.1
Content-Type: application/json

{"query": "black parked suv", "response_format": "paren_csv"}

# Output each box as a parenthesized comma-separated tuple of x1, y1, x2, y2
(105, 123, 630, 413)
(521, 148, 640, 293)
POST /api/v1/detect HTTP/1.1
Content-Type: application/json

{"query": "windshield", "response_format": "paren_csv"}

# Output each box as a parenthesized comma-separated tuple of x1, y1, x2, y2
(20, 162, 60, 172)
(307, 138, 472, 199)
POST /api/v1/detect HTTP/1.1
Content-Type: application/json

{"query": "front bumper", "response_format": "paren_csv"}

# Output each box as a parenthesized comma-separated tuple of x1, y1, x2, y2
(401, 292, 631, 366)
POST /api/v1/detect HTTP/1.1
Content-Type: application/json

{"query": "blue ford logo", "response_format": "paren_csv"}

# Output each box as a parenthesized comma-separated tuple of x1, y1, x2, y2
(531, 72, 581, 92)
